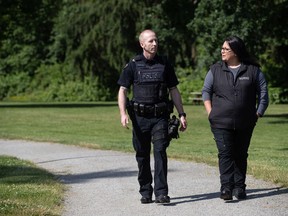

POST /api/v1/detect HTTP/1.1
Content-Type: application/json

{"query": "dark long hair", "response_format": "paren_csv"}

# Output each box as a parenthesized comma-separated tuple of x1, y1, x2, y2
(225, 36, 260, 67)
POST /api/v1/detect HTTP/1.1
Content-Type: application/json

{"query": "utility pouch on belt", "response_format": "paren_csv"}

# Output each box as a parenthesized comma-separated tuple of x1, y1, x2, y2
(139, 104, 145, 116)
(133, 102, 139, 115)
(166, 100, 174, 114)
(154, 102, 166, 116)
(126, 98, 135, 120)
(133, 102, 145, 116)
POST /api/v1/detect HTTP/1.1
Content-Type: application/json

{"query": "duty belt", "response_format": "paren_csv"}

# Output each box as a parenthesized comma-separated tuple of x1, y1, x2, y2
(133, 102, 167, 117)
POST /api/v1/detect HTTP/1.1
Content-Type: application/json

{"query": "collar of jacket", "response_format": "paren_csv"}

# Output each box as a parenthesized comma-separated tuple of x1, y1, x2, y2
(135, 53, 160, 64)
(219, 61, 248, 74)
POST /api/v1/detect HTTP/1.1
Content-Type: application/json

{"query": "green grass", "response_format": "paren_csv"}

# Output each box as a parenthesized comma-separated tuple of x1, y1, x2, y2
(0, 102, 287, 188)
(0, 155, 64, 216)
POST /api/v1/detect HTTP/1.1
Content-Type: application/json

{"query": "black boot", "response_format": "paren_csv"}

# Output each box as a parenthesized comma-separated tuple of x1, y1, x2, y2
(234, 188, 247, 200)
(140, 196, 153, 204)
(220, 188, 233, 200)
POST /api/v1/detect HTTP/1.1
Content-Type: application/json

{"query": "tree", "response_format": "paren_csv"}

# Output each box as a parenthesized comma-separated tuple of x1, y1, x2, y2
(0, 0, 61, 75)
(49, 0, 141, 99)
(0, 0, 287, 102)
(49, 0, 197, 100)
(137, 0, 197, 67)
(188, 0, 288, 91)
(0, 0, 61, 99)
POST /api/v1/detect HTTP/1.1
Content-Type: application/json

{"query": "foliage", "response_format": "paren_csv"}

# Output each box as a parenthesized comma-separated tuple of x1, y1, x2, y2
(48, 0, 197, 100)
(0, 0, 287, 103)
(188, 0, 288, 80)
(28, 64, 110, 102)
(49, 0, 140, 100)
(0, 73, 31, 100)
(176, 67, 203, 103)
(269, 87, 288, 104)
(258, 0, 288, 90)
(0, 0, 61, 75)
(137, 0, 197, 67)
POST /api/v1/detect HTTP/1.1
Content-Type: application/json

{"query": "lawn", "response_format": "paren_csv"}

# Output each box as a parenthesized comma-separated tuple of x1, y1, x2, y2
(0, 102, 287, 187)
(0, 155, 64, 216)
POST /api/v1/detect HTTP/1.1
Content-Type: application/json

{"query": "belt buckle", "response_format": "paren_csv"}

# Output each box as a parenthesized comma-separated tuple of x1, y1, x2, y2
(145, 105, 154, 114)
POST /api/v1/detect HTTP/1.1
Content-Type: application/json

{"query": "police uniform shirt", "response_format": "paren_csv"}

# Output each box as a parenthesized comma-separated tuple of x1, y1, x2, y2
(117, 54, 179, 90)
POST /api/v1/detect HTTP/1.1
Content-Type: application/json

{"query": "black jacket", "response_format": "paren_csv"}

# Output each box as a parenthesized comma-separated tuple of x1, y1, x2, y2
(209, 61, 259, 129)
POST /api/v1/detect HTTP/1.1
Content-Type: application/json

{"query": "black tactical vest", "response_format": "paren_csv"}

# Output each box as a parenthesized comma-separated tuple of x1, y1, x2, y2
(209, 61, 259, 129)
(133, 56, 168, 104)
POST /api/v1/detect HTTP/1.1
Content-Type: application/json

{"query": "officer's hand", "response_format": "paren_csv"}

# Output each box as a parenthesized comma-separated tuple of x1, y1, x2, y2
(179, 116, 187, 132)
(121, 114, 129, 129)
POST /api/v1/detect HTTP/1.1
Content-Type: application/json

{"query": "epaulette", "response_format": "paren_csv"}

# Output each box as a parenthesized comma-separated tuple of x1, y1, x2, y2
(132, 55, 142, 62)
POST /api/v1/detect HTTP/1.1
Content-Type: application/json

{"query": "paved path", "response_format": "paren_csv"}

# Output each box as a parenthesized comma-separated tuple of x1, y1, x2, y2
(0, 139, 287, 216)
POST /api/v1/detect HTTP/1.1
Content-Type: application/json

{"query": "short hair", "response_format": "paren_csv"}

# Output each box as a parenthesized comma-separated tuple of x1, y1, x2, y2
(139, 29, 156, 42)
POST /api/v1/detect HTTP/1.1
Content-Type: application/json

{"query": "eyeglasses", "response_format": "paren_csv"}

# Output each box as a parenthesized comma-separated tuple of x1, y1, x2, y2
(221, 47, 232, 53)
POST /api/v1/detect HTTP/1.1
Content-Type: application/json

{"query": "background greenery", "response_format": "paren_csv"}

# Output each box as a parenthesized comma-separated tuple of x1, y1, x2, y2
(1, 2, 287, 213)
(0, 103, 287, 187)
(0, 0, 287, 103)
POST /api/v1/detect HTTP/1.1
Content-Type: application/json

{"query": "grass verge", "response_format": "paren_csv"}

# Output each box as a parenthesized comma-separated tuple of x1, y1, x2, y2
(0, 155, 64, 216)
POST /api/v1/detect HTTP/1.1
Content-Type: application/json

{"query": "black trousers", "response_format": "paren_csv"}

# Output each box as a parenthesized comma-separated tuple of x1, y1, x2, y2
(211, 127, 254, 191)
(132, 114, 169, 198)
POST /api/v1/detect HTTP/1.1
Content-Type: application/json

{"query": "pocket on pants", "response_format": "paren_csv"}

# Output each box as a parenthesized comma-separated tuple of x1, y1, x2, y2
(211, 128, 234, 155)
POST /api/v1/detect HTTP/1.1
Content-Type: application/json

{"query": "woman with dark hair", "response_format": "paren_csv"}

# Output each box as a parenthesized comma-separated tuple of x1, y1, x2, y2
(202, 36, 269, 200)
(225, 36, 260, 67)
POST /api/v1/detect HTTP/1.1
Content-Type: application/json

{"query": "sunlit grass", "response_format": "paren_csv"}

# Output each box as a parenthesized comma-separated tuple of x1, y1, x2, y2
(0, 102, 287, 187)
(0, 156, 64, 216)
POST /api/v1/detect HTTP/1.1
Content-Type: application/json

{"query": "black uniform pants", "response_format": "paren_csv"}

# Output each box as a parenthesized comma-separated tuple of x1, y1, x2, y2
(211, 127, 254, 191)
(132, 114, 169, 198)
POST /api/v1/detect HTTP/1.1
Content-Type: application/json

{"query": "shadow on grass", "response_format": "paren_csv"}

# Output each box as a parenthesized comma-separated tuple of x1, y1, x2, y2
(0, 165, 55, 184)
(265, 114, 288, 118)
(264, 113, 288, 124)
(0, 102, 117, 108)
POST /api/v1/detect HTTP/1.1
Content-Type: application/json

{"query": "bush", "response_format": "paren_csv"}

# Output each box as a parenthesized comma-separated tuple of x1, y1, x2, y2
(176, 67, 204, 103)
(269, 87, 288, 104)
(1, 63, 112, 102)
(0, 73, 31, 101)
(37, 78, 110, 102)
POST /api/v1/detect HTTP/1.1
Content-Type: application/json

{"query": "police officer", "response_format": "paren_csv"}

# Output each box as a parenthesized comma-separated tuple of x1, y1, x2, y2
(118, 29, 187, 204)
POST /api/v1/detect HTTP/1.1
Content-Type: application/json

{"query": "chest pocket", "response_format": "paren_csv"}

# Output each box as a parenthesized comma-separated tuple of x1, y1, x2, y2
(136, 62, 165, 83)
(133, 60, 167, 104)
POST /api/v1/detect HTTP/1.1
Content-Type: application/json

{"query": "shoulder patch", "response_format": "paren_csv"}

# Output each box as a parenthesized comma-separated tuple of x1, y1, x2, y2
(134, 55, 142, 61)
(123, 63, 128, 69)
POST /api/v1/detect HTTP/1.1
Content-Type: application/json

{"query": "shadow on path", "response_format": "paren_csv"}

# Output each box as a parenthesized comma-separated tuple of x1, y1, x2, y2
(58, 169, 138, 184)
(165, 187, 287, 206)
(36, 154, 128, 165)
